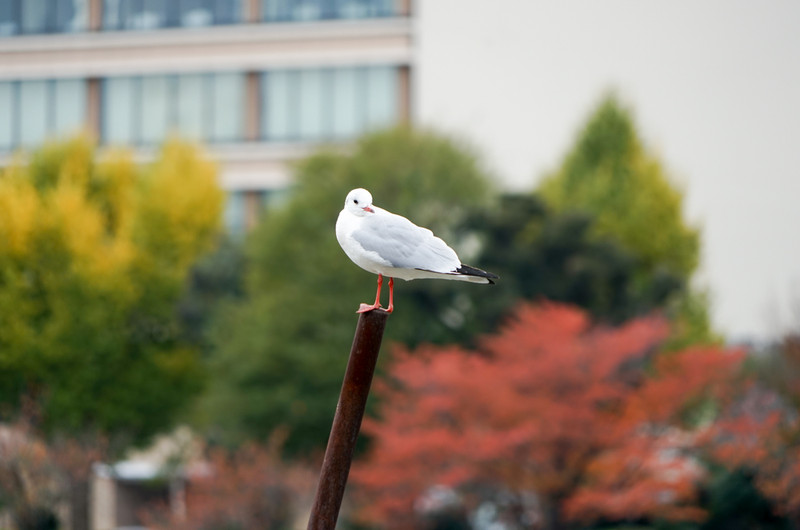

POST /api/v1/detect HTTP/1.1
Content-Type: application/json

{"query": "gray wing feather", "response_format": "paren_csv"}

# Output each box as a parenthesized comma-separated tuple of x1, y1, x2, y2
(352, 211, 460, 272)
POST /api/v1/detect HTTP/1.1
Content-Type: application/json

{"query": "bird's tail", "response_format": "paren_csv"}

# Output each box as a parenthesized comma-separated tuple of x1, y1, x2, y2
(456, 264, 499, 284)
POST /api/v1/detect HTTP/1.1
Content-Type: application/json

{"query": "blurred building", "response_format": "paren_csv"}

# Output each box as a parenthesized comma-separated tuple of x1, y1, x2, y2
(0, 0, 413, 232)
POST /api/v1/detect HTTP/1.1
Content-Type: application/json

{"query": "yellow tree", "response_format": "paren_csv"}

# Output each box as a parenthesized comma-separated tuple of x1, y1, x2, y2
(0, 136, 223, 446)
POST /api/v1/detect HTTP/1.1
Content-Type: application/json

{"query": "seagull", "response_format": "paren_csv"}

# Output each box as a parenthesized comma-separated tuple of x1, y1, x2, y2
(336, 188, 498, 313)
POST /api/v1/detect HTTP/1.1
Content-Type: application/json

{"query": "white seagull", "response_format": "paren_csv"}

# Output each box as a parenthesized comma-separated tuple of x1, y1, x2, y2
(336, 188, 498, 313)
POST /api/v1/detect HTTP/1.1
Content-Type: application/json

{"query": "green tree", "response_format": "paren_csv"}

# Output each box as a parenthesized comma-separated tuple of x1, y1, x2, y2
(539, 94, 699, 277)
(0, 136, 223, 447)
(538, 94, 715, 344)
(204, 127, 494, 454)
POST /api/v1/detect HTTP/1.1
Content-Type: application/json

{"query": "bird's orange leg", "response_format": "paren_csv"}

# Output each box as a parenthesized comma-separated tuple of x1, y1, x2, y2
(386, 277, 394, 313)
(357, 274, 384, 313)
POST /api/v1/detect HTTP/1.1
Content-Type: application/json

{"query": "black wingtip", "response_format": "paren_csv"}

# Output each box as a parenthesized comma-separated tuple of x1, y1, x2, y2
(457, 264, 499, 283)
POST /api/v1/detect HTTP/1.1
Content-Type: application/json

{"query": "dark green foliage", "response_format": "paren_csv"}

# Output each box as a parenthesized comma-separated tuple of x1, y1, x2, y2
(178, 236, 246, 351)
(453, 194, 684, 338)
(700, 467, 791, 530)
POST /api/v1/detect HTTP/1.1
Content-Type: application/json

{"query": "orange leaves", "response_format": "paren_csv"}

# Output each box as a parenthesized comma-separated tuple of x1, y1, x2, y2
(622, 346, 746, 427)
(353, 302, 739, 527)
(566, 429, 707, 523)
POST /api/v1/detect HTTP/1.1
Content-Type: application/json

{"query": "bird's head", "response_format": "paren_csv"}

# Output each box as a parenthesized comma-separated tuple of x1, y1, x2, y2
(344, 188, 375, 216)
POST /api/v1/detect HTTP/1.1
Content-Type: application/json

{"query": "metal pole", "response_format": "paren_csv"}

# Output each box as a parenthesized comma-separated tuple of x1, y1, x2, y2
(307, 308, 390, 530)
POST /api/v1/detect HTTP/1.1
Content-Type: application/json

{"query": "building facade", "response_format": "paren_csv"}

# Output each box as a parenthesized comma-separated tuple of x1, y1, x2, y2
(0, 0, 413, 231)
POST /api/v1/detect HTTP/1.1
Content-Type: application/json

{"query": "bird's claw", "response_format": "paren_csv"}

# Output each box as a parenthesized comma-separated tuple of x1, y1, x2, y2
(356, 303, 382, 313)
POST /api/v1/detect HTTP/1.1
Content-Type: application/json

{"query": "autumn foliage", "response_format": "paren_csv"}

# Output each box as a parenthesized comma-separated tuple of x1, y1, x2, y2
(0, 136, 223, 444)
(352, 303, 746, 528)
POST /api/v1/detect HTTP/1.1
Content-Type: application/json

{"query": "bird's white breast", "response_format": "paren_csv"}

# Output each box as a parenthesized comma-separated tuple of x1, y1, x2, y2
(336, 209, 392, 275)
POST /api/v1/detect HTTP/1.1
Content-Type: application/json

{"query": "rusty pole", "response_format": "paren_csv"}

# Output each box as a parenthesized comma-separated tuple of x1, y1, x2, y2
(307, 308, 390, 530)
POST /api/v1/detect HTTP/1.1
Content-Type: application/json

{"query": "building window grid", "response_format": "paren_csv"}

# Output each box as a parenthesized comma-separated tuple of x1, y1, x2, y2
(101, 73, 244, 146)
(0, 79, 87, 151)
(262, 0, 395, 23)
(1, 0, 400, 37)
(262, 65, 397, 143)
(0, 0, 87, 36)
(101, 0, 243, 31)
(2, 66, 400, 152)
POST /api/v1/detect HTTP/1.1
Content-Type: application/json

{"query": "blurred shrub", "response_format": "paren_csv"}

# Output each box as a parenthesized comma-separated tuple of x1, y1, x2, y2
(0, 413, 107, 530)
(143, 440, 314, 530)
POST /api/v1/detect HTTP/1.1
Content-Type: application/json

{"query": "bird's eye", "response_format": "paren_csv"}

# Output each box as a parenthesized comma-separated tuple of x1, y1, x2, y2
(354, 199, 359, 205)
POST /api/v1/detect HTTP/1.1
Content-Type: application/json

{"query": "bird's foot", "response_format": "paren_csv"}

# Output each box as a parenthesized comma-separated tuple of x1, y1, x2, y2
(356, 303, 382, 313)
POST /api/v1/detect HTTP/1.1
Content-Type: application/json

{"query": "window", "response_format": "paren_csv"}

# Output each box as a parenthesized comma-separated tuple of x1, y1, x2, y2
(19, 81, 49, 147)
(103, 77, 137, 144)
(102, 73, 245, 145)
(176, 74, 207, 140)
(0, 2, 17, 37)
(212, 73, 244, 141)
(103, 0, 242, 31)
(0, 0, 87, 36)
(298, 69, 326, 140)
(363, 66, 395, 130)
(263, 70, 294, 141)
(53, 79, 86, 138)
(331, 67, 360, 139)
(0, 79, 87, 152)
(262, 0, 394, 22)
(0, 83, 14, 149)
(140, 76, 171, 144)
(262, 65, 398, 142)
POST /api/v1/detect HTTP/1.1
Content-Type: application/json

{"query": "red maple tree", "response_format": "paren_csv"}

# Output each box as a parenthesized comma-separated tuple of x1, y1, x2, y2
(565, 344, 744, 524)
(352, 303, 744, 529)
